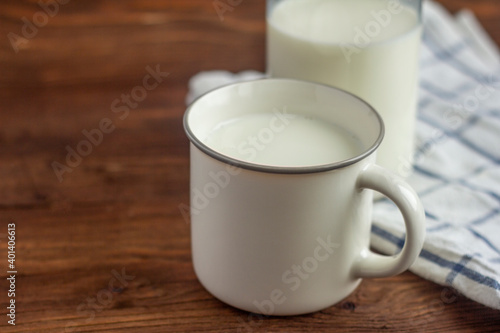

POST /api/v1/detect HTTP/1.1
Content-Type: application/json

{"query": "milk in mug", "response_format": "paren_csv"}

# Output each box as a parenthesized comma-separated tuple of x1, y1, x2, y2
(267, 0, 422, 175)
(204, 113, 364, 167)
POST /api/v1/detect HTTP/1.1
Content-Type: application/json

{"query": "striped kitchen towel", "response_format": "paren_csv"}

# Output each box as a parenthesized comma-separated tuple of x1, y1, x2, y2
(371, 1, 500, 310)
(185, 1, 500, 309)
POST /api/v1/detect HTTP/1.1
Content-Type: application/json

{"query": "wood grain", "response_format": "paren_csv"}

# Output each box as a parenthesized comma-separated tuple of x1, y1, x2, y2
(0, 0, 499, 332)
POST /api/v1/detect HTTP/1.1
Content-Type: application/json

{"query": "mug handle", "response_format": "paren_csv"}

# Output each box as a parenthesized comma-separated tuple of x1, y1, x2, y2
(352, 164, 426, 278)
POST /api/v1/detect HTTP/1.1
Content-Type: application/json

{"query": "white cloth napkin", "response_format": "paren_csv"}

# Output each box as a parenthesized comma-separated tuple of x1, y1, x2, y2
(185, 1, 500, 309)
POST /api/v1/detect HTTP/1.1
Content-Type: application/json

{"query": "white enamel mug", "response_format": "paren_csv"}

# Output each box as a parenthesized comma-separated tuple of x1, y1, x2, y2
(183, 79, 425, 316)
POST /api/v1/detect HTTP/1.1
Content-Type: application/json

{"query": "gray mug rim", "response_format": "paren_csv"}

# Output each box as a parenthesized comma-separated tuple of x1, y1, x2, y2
(183, 78, 385, 174)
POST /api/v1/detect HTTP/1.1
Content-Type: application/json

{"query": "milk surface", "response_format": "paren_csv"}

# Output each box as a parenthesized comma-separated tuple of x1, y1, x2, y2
(267, 0, 421, 174)
(204, 113, 363, 167)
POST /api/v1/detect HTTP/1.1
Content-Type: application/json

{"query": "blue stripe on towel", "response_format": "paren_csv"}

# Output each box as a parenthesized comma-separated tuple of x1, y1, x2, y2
(371, 225, 500, 291)
(427, 223, 452, 233)
(413, 163, 500, 206)
(470, 209, 500, 225)
(446, 255, 473, 284)
(417, 114, 500, 164)
(467, 226, 500, 257)
(420, 80, 460, 100)
(420, 39, 468, 68)
(423, 34, 491, 83)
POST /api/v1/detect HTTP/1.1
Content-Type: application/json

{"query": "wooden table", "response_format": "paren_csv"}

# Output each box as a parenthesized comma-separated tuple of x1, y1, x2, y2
(0, 0, 499, 332)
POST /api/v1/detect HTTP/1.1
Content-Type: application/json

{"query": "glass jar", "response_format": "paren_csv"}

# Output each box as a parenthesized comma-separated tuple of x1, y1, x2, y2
(267, 0, 423, 177)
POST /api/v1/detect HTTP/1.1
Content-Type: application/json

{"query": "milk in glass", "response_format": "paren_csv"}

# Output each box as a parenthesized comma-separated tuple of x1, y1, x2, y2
(267, 0, 422, 175)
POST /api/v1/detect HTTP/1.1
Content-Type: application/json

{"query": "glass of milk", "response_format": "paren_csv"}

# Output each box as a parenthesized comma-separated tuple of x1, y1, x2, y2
(267, 0, 422, 177)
